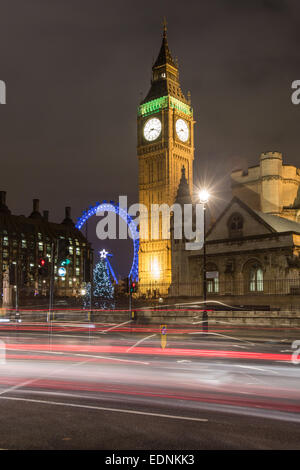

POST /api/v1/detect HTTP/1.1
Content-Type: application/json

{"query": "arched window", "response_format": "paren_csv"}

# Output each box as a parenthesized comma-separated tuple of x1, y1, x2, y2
(227, 213, 244, 238)
(249, 265, 264, 292)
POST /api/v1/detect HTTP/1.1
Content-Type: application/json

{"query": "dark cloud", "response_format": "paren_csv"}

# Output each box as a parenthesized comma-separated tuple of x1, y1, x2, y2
(0, 0, 299, 276)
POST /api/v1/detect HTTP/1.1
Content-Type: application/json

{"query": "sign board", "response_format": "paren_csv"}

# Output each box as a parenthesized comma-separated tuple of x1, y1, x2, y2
(160, 325, 167, 335)
(160, 324, 167, 350)
(58, 266, 67, 277)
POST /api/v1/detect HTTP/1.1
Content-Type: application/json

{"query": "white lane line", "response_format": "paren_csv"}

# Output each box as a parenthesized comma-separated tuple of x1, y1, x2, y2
(233, 364, 280, 374)
(126, 334, 156, 353)
(6, 347, 149, 365)
(100, 320, 132, 334)
(0, 396, 208, 423)
(235, 365, 266, 372)
(188, 331, 254, 345)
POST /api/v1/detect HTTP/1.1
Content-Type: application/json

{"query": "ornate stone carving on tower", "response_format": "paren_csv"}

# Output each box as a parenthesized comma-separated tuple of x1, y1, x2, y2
(137, 22, 195, 294)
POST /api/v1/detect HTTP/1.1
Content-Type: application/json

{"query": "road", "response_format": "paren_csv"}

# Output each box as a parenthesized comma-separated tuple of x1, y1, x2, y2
(0, 318, 299, 449)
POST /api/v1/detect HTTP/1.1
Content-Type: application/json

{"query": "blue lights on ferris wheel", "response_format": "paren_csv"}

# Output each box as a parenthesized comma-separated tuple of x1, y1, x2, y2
(76, 201, 139, 281)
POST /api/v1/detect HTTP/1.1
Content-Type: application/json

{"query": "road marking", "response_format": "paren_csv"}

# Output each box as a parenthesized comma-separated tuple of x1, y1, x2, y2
(6, 347, 150, 365)
(126, 334, 156, 353)
(100, 320, 132, 334)
(234, 365, 266, 372)
(0, 396, 208, 423)
(188, 331, 254, 345)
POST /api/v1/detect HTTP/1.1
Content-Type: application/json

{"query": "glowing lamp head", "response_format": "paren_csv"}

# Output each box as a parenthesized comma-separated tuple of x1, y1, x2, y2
(199, 189, 210, 204)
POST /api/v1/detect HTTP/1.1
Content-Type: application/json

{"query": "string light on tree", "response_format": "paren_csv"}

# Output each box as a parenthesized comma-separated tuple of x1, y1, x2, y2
(93, 249, 117, 309)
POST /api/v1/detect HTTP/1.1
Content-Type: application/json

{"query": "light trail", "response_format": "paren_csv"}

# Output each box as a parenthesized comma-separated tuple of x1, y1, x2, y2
(4, 343, 293, 362)
(126, 334, 157, 352)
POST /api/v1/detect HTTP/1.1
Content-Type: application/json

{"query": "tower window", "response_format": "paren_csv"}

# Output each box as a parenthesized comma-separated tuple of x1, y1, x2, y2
(161, 72, 166, 78)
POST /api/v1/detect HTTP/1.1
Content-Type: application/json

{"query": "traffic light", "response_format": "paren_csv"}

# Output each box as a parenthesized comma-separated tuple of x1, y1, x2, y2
(130, 281, 138, 294)
(57, 239, 70, 266)
(38, 258, 49, 277)
(125, 277, 130, 293)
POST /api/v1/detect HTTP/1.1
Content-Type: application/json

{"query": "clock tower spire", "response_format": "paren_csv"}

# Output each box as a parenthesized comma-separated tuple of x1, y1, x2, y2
(137, 23, 195, 294)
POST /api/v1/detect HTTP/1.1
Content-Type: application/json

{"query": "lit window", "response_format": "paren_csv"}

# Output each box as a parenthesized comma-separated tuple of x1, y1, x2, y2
(249, 265, 263, 292)
(207, 278, 219, 293)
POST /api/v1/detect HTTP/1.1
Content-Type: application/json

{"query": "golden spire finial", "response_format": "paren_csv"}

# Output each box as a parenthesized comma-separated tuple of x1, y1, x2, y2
(163, 17, 167, 37)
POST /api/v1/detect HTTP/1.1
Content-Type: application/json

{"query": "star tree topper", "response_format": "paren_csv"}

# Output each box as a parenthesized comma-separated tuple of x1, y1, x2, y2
(100, 249, 108, 259)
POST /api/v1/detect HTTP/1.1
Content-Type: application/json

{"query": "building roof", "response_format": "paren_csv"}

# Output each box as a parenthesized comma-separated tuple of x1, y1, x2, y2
(152, 22, 177, 69)
(140, 24, 188, 105)
(206, 196, 300, 239)
(0, 192, 88, 243)
(253, 210, 300, 234)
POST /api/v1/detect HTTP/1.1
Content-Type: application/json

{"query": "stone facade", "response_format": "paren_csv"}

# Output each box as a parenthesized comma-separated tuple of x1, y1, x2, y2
(0, 191, 92, 302)
(231, 152, 300, 222)
(170, 184, 300, 308)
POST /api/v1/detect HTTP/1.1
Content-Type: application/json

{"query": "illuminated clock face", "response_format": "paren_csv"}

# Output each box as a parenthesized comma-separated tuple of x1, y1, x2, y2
(176, 118, 189, 142)
(143, 118, 162, 141)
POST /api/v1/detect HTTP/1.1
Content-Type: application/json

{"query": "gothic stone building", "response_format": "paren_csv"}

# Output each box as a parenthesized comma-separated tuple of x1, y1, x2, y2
(0, 191, 92, 304)
(170, 157, 300, 309)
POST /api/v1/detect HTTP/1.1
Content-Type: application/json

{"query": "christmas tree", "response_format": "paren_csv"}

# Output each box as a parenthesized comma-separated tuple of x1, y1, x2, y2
(93, 249, 114, 308)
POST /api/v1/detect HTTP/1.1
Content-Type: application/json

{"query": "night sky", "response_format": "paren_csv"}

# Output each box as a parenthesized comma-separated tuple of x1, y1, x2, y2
(0, 0, 299, 276)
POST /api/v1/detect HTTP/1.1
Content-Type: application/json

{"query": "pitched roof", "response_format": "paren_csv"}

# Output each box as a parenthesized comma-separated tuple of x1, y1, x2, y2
(153, 24, 177, 69)
(140, 24, 188, 105)
(207, 196, 300, 238)
(252, 210, 300, 234)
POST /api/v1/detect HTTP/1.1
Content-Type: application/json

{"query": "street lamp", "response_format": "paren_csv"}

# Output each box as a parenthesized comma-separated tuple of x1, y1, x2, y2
(199, 189, 210, 332)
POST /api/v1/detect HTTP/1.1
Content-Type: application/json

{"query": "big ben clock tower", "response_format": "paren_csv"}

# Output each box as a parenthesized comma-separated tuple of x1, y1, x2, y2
(137, 22, 195, 294)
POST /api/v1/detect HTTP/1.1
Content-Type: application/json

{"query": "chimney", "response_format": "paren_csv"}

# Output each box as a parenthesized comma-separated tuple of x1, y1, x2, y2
(0, 191, 11, 214)
(0, 191, 6, 205)
(29, 198, 42, 219)
(62, 206, 74, 226)
(43, 210, 49, 221)
(33, 199, 39, 212)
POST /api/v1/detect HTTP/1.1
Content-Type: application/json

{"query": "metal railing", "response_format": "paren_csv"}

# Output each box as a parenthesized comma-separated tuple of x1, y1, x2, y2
(138, 278, 300, 298)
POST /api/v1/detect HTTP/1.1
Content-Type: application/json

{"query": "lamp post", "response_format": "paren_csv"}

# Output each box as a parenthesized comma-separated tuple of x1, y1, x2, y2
(199, 189, 210, 332)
